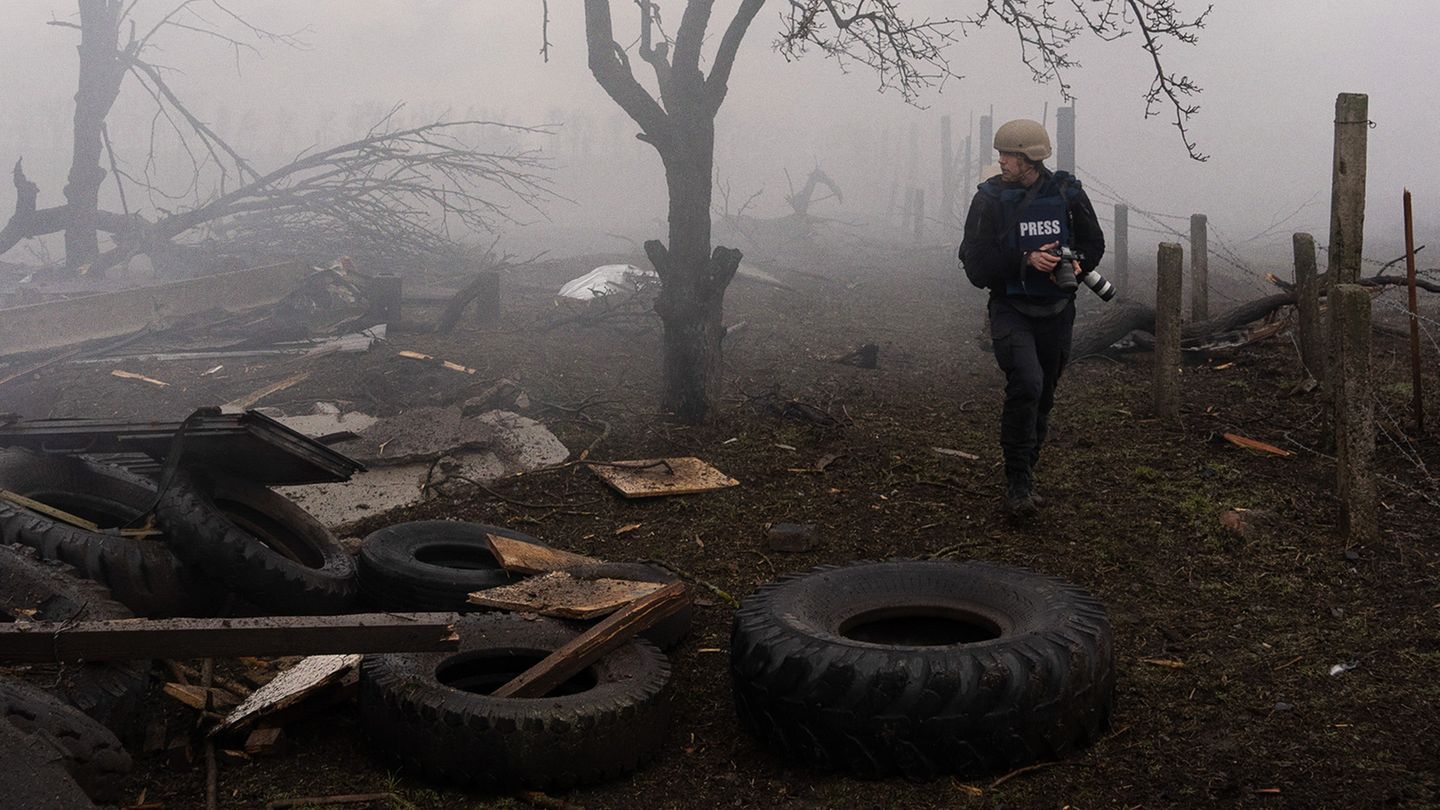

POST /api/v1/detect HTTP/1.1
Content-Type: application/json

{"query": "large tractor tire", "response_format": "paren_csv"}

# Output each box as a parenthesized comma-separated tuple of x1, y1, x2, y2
(730, 559, 1115, 779)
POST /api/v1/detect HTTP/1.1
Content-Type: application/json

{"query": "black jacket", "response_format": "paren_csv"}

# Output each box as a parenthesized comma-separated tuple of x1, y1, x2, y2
(959, 169, 1105, 296)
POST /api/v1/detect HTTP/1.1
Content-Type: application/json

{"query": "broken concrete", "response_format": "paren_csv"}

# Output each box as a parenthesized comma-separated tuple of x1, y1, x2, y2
(279, 407, 568, 527)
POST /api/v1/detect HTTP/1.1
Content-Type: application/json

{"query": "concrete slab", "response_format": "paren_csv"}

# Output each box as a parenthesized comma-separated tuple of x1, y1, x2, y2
(279, 407, 568, 527)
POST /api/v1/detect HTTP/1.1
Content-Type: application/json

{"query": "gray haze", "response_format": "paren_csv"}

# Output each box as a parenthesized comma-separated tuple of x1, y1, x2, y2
(0, 1, 1435, 273)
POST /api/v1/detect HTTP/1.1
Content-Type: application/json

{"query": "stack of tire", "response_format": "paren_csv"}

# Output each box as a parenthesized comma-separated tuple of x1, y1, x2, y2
(0, 448, 691, 791)
(354, 520, 690, 790)
(0, 449, 358, 618)
(0, 448, 363, 803)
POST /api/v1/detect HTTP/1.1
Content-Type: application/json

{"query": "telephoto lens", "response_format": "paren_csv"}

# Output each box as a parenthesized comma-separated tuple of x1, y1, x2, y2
(1078, 269, 1117, 301)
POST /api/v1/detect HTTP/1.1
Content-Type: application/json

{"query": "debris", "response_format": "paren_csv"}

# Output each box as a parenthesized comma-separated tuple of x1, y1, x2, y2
(201, 365, 223, 376)
(0, 614, 459, 663)
(491, 581, 688, 699)
(225, 371, 312, 410)
(590, 456, 739, 498)
(833, 343, 879, 368)
(1274, 702, 1294, 712)
(243, 726, 287, 757)
(396, 349, 478, 374)
(1328, 661, 1358, 676)
(265, 793, 404, 809)
(557, 264, 656, 300)
(814, 452, 841, 471)
(163, 682, 240, 711)
(1286, 376, 1320, 397)
(765, 523, 819, 553)
(1139, 657, 1186, 669)
(932, 447, 980, 461)
(0, 408, 364, 485)
(278, 407, 567, 527)
(467, 571, 665, 619)
(217, 654, 361, 734)
(0, 260, 311, 357)
(111, 369, 169, 387)
(485, 532, 601, 575)
(1222, 432, 1294, 457)
(614, 522, 642, 535)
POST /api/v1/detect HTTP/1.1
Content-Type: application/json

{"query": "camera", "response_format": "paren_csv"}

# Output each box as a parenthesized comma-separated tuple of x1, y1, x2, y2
(1045, 246, 1116, 301)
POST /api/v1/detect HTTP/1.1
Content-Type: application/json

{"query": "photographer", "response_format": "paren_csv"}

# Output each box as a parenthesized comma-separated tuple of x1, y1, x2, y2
(959, 119, 1105, 516)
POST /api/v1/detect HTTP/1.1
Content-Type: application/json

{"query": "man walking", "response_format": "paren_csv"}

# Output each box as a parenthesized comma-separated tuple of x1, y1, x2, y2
(959, 119, 1105, 516)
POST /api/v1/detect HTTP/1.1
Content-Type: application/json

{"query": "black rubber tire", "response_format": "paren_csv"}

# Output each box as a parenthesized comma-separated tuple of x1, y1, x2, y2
(0, 544, 151, 736)
(0, 449, 224, 617)
(0, 676, 133, 803)
(730, 559, 1115, 779)
(156, 471, 357, 614)
(360, 613, 673, 790)
(0, 720, 98, 809)
(357, 521, 528, 610)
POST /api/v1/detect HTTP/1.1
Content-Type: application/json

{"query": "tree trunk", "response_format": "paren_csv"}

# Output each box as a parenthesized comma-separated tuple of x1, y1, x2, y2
(650, 124, 740, 422)
(64, 0, 127, 271)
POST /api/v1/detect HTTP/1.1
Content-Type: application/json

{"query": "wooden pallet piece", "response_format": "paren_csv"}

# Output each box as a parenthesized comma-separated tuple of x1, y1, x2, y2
(588, 457, 739, 498)
(467, 571, 664, 619)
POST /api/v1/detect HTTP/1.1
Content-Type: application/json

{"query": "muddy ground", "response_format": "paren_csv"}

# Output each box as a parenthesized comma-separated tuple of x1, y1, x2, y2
(2, 245, 1438, 809)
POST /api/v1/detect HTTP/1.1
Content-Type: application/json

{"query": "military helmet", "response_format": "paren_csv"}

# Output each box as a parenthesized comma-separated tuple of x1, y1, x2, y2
(993, 119, 1052, 162)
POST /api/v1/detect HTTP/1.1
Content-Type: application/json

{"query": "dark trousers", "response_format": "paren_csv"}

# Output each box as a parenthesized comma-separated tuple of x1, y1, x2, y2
(988, 296, 1076, 480)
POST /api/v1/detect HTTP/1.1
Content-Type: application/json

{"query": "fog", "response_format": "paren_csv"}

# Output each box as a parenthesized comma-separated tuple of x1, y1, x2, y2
(0, 1, 1435, 273)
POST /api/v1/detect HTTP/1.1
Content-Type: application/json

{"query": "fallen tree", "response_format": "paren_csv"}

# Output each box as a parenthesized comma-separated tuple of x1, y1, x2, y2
(1071, 266, 1440, 363)
(3, 3, 551, 277)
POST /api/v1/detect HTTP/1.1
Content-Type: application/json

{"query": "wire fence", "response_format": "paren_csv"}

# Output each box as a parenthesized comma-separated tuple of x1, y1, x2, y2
(1076, 166, 1438, 495)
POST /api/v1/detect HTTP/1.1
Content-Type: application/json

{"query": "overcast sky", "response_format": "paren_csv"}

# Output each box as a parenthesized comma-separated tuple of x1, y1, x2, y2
(0, 1, 1435, 265)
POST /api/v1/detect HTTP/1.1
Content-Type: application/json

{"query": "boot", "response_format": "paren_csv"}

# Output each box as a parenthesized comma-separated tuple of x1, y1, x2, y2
(1003, 468, 1038, 517)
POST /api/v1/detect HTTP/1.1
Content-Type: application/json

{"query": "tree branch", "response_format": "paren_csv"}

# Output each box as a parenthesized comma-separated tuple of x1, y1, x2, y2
(584, 0, 673, 148)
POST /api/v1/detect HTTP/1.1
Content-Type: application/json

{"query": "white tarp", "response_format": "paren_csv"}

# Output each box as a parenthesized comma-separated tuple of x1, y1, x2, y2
(557, 264, 658, 300)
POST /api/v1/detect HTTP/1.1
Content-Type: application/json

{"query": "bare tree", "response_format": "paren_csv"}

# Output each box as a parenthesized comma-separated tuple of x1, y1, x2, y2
(583, 0, 1209, 423)
(3, 2, 551, 275)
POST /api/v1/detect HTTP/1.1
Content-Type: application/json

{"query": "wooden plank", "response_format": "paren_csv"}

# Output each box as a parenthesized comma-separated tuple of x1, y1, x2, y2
(225, 371, 311, 410)
(0, 613, 458, 663)
(163, 682, 241, 711)
(589, 457, 738, 498)
(492, 581, 687, 699)
(484, 533, 601, 575)
(0, 489, 101, 532)
(467, 572, 664, 619)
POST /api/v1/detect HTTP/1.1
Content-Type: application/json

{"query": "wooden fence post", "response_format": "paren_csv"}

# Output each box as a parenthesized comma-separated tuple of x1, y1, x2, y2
(1113, 204, 1129, 291)
(1328, 93, 1369, 285)
(940, 115, 955, 231)
(912, 188, 926, 243)
(1056, 106, 1075, 175)
(978, 114, 993, 187)
(1190, 214, 1209, 321)
(1293, 232, 1324, 381)
(1154, 243, 1184, 426)
(1330, 284, 1377, 542)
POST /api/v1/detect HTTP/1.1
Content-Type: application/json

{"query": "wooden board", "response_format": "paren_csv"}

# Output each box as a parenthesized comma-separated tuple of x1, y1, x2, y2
(467, 572, 664, 619)
(0, 613, 458, 663)
(485, 533, 601, 575)
(492, 581, 688, 699)
(216, 654, 360, 733)
(589, 457, 739, 498)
